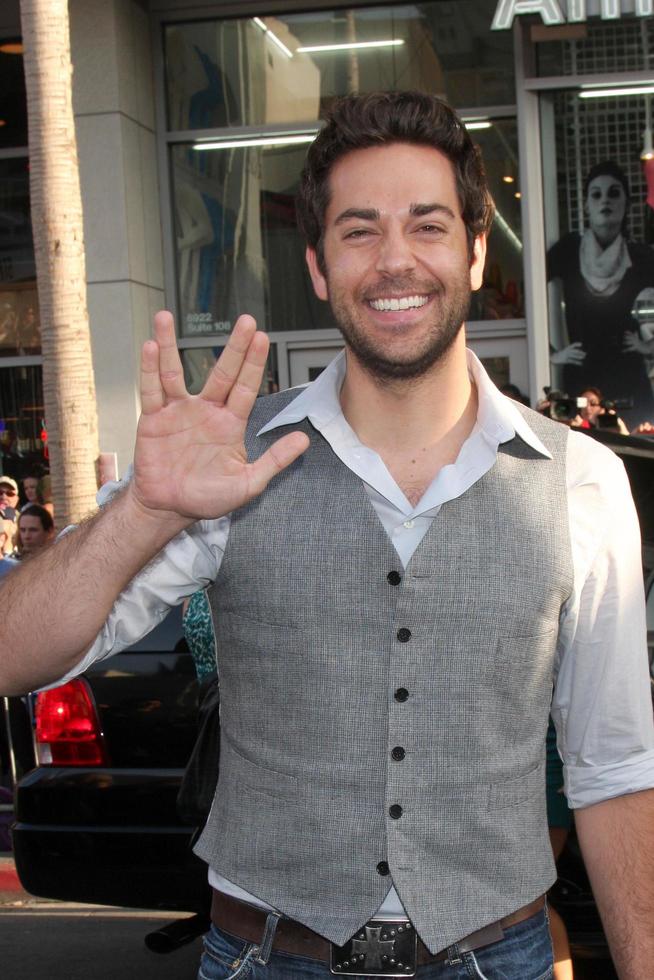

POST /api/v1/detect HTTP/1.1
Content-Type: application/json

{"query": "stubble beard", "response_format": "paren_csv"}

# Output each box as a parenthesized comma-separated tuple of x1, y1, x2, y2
(328, 274, 472, 383)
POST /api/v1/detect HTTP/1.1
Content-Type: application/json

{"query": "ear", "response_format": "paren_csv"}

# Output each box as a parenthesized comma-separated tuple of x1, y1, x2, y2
(469, 235, 487, 292)
(305, 246, 328, 302)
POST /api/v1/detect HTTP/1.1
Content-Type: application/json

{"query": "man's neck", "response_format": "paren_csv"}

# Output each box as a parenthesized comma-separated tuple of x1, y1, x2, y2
(339, 334, 478, 506)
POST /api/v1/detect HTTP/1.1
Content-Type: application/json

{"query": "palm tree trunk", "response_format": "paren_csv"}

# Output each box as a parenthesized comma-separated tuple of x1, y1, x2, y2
(20, 0, 99, 529)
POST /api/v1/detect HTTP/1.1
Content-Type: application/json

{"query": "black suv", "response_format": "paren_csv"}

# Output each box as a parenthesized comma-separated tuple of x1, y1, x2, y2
(3, 606, 209, 915)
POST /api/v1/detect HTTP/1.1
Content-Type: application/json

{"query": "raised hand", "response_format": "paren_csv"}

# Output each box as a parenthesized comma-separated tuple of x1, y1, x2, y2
(132, 311, 309, 521)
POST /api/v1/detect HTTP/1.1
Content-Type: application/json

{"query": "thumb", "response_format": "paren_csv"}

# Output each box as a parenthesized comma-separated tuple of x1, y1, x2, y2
(246, 431, 310, 498)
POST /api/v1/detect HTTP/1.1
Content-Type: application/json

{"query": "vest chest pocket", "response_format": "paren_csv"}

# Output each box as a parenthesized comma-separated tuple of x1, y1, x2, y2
(490, 628, 557, 705)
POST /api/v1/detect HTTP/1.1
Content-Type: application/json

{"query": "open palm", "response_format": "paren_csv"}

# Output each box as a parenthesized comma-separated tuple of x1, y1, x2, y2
(132, 312, 309, 521)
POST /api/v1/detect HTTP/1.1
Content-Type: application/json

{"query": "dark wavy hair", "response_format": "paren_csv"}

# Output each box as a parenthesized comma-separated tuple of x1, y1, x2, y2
(19, 503, 54, 532)
(296, 91, 495, 273)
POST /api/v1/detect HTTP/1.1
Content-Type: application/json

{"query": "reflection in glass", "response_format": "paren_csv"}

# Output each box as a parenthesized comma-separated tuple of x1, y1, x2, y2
(164, 2, 515, 131)
(535, 16, 654, 79)
(466, 119, 523, 321)
(0, 364, 45, 464)
(171, 141, 336, 337)
(0, 158, 36, 289)
(0, 41, 28, 150)
(181, 345, 279, 396)
(172, 116, 521, 335)
(0, 157, 38, 355)
(543, 90, 654, 429)
(0, 286, 41, 356)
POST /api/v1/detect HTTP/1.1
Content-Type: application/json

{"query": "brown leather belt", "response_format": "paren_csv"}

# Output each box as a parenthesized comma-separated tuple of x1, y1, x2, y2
(210, 889, 545, 966)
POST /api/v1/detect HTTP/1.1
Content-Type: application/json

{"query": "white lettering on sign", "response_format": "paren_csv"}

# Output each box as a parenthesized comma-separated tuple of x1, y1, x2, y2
(492, 0, 653, 28)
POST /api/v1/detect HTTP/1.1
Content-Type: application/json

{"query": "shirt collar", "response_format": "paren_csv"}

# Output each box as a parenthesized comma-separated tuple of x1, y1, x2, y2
(258, 348, 552, 460)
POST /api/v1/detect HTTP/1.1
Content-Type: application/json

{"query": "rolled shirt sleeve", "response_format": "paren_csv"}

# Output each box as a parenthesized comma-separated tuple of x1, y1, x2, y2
(553, 431, 654, 808)
(49, 471, 229, 686)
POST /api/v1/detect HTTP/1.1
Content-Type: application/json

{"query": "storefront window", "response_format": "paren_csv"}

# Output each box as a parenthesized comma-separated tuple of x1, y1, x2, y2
(164, 1, 515, 131)
(467, 119, 523, 321)
(534, 15, 654, 78)
(543, 87, 654, 430)
(0, 155, 40, 355)
(0, 37, 45, 477)
(0, 39, 28, 150)
(0, 364, 47, 473)
(181, 343, 279, 396)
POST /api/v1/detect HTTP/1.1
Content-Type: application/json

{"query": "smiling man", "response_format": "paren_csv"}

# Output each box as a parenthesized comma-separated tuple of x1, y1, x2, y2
(0, 92, 653, 980)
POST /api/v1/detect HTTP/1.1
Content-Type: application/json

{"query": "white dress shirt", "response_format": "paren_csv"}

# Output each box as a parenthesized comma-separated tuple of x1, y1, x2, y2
(60, 349, 654, 916)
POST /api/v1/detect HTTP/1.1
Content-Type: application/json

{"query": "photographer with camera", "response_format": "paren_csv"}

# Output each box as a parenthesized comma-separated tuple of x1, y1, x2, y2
(539, 387, 630, 434)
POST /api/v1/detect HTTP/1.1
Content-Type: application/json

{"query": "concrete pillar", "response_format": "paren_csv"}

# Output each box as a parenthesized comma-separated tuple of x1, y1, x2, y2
(70, 0, 164, 477)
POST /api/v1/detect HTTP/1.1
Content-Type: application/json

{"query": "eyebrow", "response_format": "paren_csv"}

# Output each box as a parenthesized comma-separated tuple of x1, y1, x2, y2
(333, 202, 456, 225)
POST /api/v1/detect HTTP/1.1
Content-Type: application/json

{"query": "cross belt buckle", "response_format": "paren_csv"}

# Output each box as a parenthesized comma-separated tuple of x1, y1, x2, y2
(330, 918, 417, 976)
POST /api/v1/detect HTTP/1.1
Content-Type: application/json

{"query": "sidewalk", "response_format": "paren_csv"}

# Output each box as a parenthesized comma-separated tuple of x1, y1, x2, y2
(0, 853, 32, 904)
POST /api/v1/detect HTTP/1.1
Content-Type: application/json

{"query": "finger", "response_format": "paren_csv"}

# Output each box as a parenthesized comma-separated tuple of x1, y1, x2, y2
(154, 311, 187, 400)
(140, 339, 165, 415)
(246, 431, 310, 497)
(225, 331, 271, 421)
(200, 315, 258, 406)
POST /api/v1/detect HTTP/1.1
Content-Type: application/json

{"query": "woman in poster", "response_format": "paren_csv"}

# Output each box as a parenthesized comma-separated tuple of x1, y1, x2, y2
(547, 160, 654, 429)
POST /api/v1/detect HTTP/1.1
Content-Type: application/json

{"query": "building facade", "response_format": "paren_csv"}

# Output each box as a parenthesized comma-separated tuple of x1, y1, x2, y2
(1, 0, 653, 475)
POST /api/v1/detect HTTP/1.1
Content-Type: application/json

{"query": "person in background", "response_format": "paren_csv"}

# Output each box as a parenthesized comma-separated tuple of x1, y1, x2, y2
(548, 161, 654, 429)
(21, 473, 40, 511)
(16, 504, 54, 558)
(36, 474, 54, 518)
(0, 477, 20, 519)
(575, 387, 603, 429)
(0, 512, 18, 578)
(499, 382, 530, 406)
(183, 590, 216, 683)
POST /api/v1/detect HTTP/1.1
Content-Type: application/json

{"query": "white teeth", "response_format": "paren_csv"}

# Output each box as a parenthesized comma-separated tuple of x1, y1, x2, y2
(369, 295, 429, 311)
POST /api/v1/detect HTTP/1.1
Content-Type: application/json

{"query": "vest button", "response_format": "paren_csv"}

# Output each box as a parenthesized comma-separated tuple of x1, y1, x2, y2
(394, 688, 409, 702)
(389, 804, 403, 819)
(387, 570, 401, 586)
(376, 861, 390, 876)
(397, 628, 411, 642)
(391, 746, 405, 761)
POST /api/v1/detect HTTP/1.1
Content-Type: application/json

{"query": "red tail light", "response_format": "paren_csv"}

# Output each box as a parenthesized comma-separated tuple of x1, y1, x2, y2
(34, 679, 109, 766)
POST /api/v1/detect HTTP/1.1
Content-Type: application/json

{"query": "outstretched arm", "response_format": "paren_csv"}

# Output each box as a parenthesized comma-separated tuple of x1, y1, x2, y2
(0, 312, 309, 695)
(575, 789, 654, 979)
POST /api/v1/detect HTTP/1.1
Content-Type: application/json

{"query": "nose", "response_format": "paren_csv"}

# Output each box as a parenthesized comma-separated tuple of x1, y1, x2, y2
(375, 226, 416, 277)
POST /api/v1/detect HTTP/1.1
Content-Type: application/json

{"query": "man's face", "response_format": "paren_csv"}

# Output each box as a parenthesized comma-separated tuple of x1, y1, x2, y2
(0, 482, 19, 511)
(18, 514, 50, 553)
(305, 142, 486, 381)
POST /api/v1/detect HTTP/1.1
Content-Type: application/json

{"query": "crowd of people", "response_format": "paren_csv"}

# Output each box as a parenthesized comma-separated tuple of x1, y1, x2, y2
(0, 472, 54, 579)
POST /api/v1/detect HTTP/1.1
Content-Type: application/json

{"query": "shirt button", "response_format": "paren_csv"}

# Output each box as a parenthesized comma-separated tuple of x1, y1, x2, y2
(403, 519, 415, 529)
(397, 628, 412, 642)
(389, 804, 403, 819)
(391, 746, 405, 761)
(376, 861, 390, 876)
(387, 570, 402, 586)
(394, 688, 409, 702)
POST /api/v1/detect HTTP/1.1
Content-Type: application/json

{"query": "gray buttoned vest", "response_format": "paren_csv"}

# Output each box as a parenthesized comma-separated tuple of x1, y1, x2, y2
(196, 390, 573, 954)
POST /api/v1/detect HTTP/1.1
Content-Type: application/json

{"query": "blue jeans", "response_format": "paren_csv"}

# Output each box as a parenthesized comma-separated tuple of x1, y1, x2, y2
(197, 909, 553, 980)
